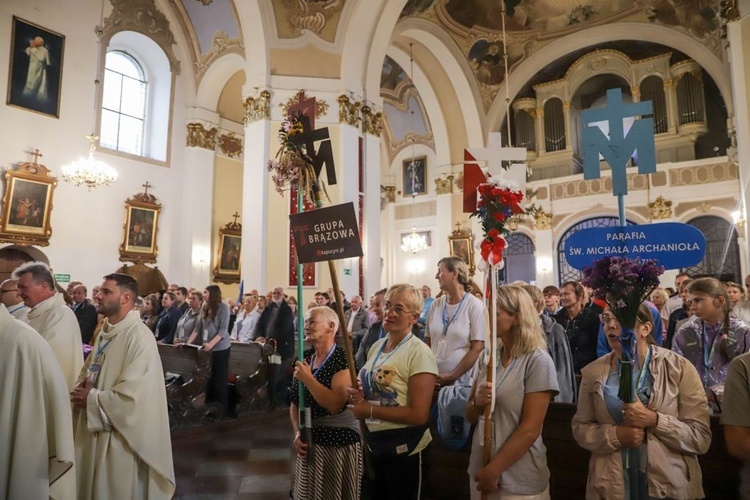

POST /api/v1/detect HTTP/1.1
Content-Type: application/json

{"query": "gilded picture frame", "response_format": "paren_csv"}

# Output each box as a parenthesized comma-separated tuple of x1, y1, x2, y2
(0, 157, 57, 246)
(119, 186, 161, 264)
(214, 217, 241, 284)
(448, 228, 475, 276)
(6, 16, 65, 118)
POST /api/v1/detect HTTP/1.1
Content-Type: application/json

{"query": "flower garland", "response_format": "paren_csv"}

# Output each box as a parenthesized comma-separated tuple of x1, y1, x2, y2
(470, 175, 525, 265)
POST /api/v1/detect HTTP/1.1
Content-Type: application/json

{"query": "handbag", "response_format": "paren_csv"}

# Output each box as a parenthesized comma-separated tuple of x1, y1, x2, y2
(365, 424, 429, 458)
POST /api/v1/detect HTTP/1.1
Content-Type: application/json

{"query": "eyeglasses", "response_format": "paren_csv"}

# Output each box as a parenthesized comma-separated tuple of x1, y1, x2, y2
(383, 303, 410, 315)
(599, 313, 616, 324)
(0, 289, 17, 293)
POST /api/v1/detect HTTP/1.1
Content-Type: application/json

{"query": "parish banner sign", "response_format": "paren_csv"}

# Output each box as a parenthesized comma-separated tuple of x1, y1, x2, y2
(289, 202, 363, 263)
(564, 222, 706, 270)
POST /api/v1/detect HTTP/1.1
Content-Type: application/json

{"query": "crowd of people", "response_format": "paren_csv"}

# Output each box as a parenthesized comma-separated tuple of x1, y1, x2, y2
(6, 258, 750, 499)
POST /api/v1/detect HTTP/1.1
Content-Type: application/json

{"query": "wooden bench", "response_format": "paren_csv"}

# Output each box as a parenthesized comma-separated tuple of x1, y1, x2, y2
(424, 402, 742, 499)
(228, 341, 274, 414)
(158, 343, 215, 428)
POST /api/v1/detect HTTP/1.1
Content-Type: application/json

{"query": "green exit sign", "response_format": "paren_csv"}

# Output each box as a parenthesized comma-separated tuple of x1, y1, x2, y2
(54, 273, 71, 283)
(343, 269, 351, 275)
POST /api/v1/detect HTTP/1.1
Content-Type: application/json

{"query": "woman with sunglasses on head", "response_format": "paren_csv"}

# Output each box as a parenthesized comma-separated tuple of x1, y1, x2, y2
(573, 303, 710, 499)
(348, 284, 438, 500)
(465, 285, 559, 499)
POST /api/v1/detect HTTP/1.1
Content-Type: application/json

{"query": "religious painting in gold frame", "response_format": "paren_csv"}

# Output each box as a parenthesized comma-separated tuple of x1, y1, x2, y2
(448, 227, 475, 277)
(119, 184, 161, 264)
(214, 215, 242, 284)
(0, 154, 57, 246)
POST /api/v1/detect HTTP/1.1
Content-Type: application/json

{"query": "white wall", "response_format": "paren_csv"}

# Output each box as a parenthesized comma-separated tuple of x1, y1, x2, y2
(0, 0, 194, 290)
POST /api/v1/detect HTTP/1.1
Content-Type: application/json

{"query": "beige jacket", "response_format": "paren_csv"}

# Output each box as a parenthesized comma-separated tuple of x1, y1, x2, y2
(572, 347, 711, 499)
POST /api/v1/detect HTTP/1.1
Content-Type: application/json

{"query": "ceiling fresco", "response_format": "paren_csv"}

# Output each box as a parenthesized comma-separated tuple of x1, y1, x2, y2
(179, 0, 240, 54)
(270, 0, 346, 42)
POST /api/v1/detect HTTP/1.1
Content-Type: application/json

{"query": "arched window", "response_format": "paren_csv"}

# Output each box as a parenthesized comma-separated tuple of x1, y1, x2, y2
(98, 31, 172, 162)
(683, 216, 740, 282)
(640, 75, 667, 134)
(557, 217, 636, 284)
(101, 51, 146, 155)
(503, 233, 536, 284)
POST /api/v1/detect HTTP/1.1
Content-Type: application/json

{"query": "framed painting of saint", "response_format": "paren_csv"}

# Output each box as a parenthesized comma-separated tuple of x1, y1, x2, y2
(214, 216, 242, 284)
(6, 17, 65, 118)
(119, 185, 161, 264)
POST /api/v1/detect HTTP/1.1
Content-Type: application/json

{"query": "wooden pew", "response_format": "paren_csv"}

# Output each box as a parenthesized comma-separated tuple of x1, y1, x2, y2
(228, 341, 274, 414)
(158, 343, 216, 429)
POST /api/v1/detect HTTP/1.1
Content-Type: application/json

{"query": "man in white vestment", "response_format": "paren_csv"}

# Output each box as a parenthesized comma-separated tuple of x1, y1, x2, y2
(14, 261, 83, 391)
(71, 273, 175, 499)
(23, 36, 50, 101)
(0, 303, 76, 499)
(0, 278, 29, 321)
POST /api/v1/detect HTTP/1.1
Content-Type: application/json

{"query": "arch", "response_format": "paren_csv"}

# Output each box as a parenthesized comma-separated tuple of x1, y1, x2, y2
(565, 50, 635, 99)
(556, 216, 636, 284)
(234, 1, 269, 88)
(0, 246, 49, 282)
(504, 233, 536, 284)
(341, 0, 407, 94)
(486, 23, 732, 132)
(683, 215, 741, 282)
(195, 52, 246, 111)
(392, 19, 485, 148)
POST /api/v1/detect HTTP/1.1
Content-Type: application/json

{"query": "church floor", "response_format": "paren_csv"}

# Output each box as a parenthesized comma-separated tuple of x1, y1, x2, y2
(171, 410, 294, 499)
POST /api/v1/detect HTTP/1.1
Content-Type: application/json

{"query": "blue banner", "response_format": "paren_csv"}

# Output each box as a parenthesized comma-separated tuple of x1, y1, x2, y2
(564, 222, 706, 270)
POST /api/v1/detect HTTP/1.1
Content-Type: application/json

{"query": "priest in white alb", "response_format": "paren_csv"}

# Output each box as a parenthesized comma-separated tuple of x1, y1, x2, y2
(14, 261, 83, 391)
(71, 273, 175, 499)
(0, 303, 76, 499)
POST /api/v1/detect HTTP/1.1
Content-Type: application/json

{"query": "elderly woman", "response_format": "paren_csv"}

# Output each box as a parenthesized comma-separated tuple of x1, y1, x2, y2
(573, 303, 710, 499)
(349, 284, 438, 499)
(425, 256, 487, 388)
(290, 306, 361, 500)
(466, 285, 559, 499)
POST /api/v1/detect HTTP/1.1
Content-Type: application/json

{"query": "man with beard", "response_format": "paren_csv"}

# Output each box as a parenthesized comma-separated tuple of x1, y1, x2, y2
(70, 273, 175, 498)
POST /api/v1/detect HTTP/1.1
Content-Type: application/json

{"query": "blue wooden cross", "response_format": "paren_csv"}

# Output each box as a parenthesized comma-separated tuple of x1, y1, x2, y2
(580, 88, 657, 225)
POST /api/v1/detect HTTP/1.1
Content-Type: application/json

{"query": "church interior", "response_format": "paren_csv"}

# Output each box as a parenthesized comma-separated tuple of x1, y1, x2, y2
(2, 0, 750, 498)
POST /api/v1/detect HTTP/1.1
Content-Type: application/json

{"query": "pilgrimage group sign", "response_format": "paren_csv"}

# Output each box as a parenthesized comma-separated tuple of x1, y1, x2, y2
(565, 222, 706, 270)
(289, 202, 363, 263)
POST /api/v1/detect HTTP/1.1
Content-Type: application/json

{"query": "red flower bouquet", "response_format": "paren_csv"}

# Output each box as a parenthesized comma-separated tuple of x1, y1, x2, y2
(471, 176, 524, 265)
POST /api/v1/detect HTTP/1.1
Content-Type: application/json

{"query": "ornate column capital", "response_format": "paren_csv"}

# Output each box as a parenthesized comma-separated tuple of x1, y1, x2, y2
(361, 105, 382, 137)
(648, 196, 673, 220)
(243, 90, 271, 125)
(186, 123, 217, 150)
(533, 208, 553, 230)
(338, 95, 361, 127)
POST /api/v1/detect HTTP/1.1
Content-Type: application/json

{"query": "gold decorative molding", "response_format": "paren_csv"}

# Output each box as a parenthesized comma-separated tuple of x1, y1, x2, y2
(456, 170, 464, 192)
(434, 175, 454, 195)
(648, 196, 673, 220)
(243, 90, 271, 125)
(533, 208, 553, 230)
(218, 133, 242, 158)
(186, 123, 217, 150)
(338, 95, 361, 127)
(361, 105, 382, 137)
(383, 185, 396, 203)
(102, 0, 180, 74)
(280, 92, 328, 119)
(668, 162, 738, 187)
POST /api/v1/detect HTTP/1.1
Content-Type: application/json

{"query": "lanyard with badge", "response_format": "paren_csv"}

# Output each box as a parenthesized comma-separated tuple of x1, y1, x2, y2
(365, 333, 413, 424)
(435, 293, 469, 358)
(87, 334, 118, 385)
(701, 322, 720, 384)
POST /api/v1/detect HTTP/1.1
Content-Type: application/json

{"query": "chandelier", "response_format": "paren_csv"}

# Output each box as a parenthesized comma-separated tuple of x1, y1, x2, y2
(62, 134, 118, 190)
(62, 0, 117, 190)
(401, 225, 428, 254)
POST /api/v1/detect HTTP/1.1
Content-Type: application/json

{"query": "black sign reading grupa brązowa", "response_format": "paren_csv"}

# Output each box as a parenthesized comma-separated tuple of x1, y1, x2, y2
(289, 202, 363, 263)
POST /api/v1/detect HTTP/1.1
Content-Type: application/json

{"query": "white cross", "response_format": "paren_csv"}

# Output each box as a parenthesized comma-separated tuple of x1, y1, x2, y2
(466, 132, 527, 195)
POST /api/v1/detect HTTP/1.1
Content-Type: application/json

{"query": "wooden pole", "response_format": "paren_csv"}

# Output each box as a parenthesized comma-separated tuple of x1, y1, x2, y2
(481, 263, 498, 499)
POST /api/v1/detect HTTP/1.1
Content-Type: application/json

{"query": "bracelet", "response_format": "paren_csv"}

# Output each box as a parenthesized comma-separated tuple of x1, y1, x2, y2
(369, 404, 374, 420)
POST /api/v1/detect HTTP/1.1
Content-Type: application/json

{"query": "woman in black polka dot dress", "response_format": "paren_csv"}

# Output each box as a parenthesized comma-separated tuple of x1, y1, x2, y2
(290, 306, 362, 500)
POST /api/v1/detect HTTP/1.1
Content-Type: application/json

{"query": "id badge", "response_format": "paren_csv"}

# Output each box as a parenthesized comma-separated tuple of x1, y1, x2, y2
(203, 328, 209, 343)
(435, 337, 448, 359)
(365, 400, 382, 425)
(87, 363, 101, 385)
